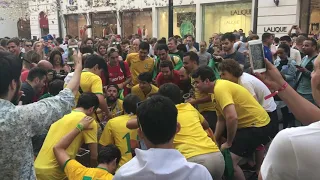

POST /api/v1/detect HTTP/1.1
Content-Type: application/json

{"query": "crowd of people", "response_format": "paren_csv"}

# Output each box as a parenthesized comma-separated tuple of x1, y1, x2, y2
(0, 24, 320, 180)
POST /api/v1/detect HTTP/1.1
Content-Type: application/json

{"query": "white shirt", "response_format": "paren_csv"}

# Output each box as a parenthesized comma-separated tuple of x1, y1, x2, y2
(261, 121, 320, 180)
(114, 148, 212, 180)
(238, 73, 277, 112)
(290, 48, 302, 65)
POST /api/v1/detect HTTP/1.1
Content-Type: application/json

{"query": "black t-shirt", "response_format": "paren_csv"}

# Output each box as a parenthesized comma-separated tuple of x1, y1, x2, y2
(223, 51, 246, 65)
(20, 82, 35, 105)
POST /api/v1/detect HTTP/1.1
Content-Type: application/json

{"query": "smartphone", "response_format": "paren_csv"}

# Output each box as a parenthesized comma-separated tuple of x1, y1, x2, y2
(248, 40, 266, 73)
(67, 45, 78, 64)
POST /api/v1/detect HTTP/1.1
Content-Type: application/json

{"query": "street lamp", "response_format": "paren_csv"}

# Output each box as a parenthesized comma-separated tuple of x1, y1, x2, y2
(168, 0, 173, 38)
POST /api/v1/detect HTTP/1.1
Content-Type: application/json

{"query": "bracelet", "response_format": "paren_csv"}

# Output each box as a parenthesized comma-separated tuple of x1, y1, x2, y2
(76, 123, 84, 132)
(264, 82, 288, 100)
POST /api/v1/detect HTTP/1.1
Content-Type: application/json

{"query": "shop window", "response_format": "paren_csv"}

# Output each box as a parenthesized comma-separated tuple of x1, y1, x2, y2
(202, 1, 252, 42)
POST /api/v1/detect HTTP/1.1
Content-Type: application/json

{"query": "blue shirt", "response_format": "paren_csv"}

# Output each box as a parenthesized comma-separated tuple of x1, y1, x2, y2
(264, 45, 273, 63)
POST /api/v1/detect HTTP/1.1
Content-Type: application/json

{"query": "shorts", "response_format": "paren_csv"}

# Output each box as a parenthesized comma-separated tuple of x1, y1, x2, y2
(201, 111, 218, 132)
(226, 122, 273, 158)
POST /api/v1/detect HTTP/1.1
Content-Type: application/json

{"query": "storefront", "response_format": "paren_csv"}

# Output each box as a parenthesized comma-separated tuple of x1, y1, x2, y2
(308, 0, 320, 37)
(158, 5, 196, 39)
(65, 14, 87, 38)
(202, 1, 252, 42)
(91, 12, 117, 38)
(121, 9, 153, 38)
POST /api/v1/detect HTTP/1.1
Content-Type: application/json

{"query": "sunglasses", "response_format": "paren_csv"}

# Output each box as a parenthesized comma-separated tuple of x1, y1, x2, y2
(25, 45, 32, 47)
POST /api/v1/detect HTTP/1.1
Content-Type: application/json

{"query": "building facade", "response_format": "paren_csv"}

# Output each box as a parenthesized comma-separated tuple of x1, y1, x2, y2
(2, 0, 319, 40)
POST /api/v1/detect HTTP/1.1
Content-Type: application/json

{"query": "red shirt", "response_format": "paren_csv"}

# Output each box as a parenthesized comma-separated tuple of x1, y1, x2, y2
(108, 61, 131, 85)
(101, 61, 131, 96)
(156, 70, 180, 87)
(21, 70, 29, 83)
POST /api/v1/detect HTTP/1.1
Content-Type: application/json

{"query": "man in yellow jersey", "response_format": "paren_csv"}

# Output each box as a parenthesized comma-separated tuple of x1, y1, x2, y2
(53, 116, 121, 180)
(34, 93, 100, 180)
(97, 84, 124, 120)
(183, 51, 218, 131)
(192, 66, 273, 180)
(126, 83, 225, 179)
(131, 72, 158, 101)
(99, 94, 141, 167)
(126, 42, 154, 86)
(65, 54, 111, 119)
(115, 95, 212, 179)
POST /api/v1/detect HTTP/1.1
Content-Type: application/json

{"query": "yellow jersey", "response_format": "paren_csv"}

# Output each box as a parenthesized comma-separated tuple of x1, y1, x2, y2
(64, 159, 113, 180)
(126, 53, 154, 86)
(174, 103, 220, 159)
(191, 77, 216, 112)
(97, 99, 124, 120)
(35, 111, 98, 180)
(75, 71, 104, 104)
(99, 114, 138, 167)
(213, 80, 270, 129)
(131, 84, 159, 101)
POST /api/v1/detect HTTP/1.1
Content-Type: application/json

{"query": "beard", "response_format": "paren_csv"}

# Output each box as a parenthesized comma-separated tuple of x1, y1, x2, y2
(11, 81, 21, 105)
(107, 96, 117, 105)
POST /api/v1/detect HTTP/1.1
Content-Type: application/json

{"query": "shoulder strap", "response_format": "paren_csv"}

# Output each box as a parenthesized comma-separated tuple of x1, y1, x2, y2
(119, 61, 127, 78)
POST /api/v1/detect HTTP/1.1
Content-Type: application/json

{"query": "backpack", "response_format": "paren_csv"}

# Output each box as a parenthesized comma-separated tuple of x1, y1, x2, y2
(104, 61, 127, 85)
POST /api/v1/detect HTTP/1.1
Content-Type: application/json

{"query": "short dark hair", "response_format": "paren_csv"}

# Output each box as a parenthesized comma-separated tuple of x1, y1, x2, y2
(76, 92, 100, 110)
(187, 35, 194, 41)
(84, 38, 94, 44)
(98, 144, 121, 165)
(66, 35, 72, 39)
(80, 45, 94, 54)
(278, 43, 291, 56)
(27, 67, 47, 81)
(221, 32, 236, 42)
(56, 37, 63, 45)
(177, 44, 187, 53)
(305, 38, 318, 49)
(84, 54, 107, 72)
(49, 50, 63, 67)
(274, 37, 280, 44)
(138, 72, 153, 83)
(123, 94, 141, 114)
(139, 42, 150, 52)
(191, 65, 217, 82)
(157, 44, 169, 52)
(262, 33, 273, 42)
(279, 35, 292, 43)
(137, 95, 178, 145)
(0, 39, 8, 47)
(7, 38, 20, 46)
(218, 59, 243, 78)
(25, 50, 41, 64)
(184, 51, 199, 65)
(159, 60, 174, 71)
(48, 79, 64, 96)
(0, 51, 22, 96)
(158, 83, 182, 104)
(168, 37, 177, 45)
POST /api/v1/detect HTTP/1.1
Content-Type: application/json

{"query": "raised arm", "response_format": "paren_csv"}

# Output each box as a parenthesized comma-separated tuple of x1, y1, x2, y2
(53, 116, 94, 167)
(255, 59, 320, 125)
(66, 51, 83, 96)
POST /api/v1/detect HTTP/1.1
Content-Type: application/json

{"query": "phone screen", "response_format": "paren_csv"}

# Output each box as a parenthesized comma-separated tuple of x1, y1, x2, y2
(249, 42, 266, 73)
(67, 45, 78, 64)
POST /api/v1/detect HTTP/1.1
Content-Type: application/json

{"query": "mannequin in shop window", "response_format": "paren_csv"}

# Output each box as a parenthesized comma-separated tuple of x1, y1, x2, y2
(103, 24, 108, 38)
(142, 24, 148, 39)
